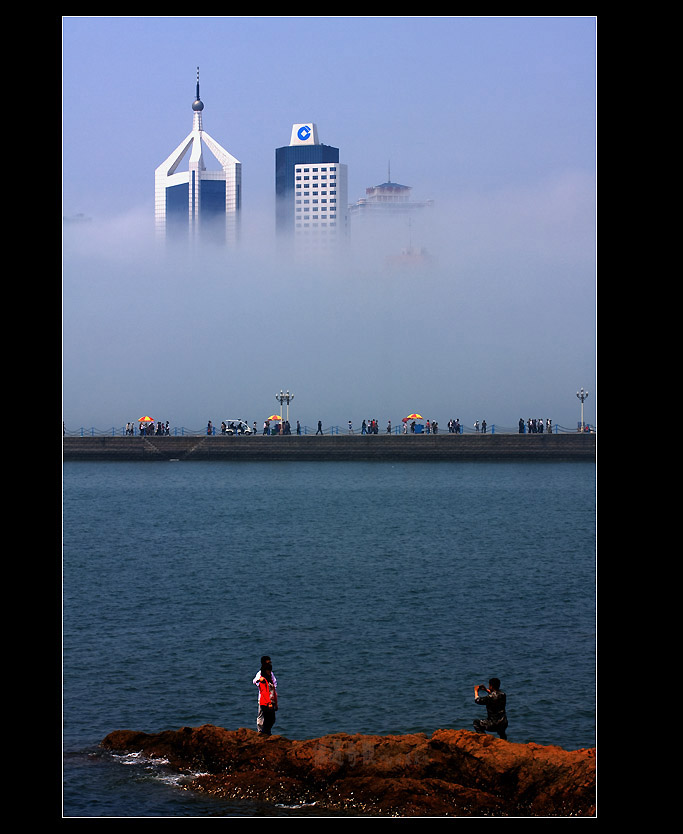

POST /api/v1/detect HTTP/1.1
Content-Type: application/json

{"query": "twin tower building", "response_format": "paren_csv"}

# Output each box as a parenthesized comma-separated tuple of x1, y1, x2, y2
(154, 71, 348, 255)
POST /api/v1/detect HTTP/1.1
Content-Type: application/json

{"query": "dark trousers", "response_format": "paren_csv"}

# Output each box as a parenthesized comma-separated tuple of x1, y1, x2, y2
(473, 718, 508, 740)
(257, 705, 276, 735)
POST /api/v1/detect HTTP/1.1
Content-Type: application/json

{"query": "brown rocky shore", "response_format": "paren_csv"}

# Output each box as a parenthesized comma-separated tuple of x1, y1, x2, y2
(101, 725, 595, 817)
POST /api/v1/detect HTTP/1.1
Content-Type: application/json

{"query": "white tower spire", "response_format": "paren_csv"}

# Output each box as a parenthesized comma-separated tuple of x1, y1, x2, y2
(155, 68, 242, 246)
(192, 66, 204, 132)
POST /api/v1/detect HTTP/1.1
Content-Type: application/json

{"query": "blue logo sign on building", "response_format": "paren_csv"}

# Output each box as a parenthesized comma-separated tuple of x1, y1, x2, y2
(290, 123, 319, 146)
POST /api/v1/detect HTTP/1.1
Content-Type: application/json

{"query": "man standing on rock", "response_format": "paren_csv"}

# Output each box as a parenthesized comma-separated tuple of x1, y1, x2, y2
(473, 678, 508, 740)
(253, 656, 278, 735)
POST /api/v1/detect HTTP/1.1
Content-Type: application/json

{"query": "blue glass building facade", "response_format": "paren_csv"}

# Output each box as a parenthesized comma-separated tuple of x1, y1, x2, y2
(275, 143, 340, 235)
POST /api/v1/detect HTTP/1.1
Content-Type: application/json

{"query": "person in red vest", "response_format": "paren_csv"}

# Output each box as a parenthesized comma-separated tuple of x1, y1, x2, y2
(253, 656, 278, 735)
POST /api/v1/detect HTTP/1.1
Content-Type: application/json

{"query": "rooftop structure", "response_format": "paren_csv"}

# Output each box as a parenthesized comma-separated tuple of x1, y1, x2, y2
(349, 166, 433, 217)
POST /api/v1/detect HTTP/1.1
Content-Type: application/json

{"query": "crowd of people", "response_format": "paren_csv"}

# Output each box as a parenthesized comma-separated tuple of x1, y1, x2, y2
(126, 420, 169, 436)
(519, 418, 553, 434)
(121, 416, 560, 437)
(263, 420, 297, 435)
(347, 419, 391, 434)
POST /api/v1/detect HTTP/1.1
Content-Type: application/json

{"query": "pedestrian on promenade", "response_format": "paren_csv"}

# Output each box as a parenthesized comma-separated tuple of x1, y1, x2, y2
(253, 656, 278, 735)
(473, 678, 508, 740)
(316, 420, 323, 435)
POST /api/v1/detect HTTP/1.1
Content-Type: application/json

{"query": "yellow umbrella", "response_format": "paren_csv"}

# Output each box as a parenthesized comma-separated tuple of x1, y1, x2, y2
(138, 416, 154, 422)
(405, 413, 423, 420)
(267, 415, 283, 421)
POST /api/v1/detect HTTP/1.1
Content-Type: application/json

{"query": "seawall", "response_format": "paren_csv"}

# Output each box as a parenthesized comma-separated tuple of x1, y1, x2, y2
(63, 433, 595, 462)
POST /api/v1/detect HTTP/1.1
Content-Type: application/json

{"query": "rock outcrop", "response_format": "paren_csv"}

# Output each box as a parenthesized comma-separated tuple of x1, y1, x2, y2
(101, 726, 595, 816)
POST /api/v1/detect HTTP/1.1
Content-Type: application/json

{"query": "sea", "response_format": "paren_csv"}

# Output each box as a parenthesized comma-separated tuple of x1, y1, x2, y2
(62, 459, 596, 817)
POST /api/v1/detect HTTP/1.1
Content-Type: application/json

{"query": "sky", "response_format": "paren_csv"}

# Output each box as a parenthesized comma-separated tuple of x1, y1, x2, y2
(62, 15, 597, 432)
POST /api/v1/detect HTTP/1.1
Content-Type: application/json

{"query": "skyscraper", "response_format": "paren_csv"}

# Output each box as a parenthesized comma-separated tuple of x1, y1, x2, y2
(155, 70, 241, 245)
(275, 123, 348, 254)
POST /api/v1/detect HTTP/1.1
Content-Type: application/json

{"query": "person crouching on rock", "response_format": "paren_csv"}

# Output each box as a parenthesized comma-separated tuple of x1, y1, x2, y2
(253, 656, 278, 735)
(473, 678, 508, 740)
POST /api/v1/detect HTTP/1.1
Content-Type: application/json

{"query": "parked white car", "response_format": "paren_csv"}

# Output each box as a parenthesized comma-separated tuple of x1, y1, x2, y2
(221, 420, 253, 435)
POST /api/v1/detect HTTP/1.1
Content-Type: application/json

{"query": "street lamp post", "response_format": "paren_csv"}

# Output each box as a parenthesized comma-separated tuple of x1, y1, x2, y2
(276, 390, 294, 425)
(576, 387, 589, 431)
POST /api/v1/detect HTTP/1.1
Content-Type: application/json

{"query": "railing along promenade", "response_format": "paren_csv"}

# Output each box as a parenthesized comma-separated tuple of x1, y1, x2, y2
(63, 430, 596, 463)
(65, 423, 593, 438)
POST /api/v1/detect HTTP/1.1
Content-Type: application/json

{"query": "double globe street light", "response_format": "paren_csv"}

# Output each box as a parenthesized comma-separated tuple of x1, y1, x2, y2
(276, 389, 294, 425)
(576, 387, 589, 431)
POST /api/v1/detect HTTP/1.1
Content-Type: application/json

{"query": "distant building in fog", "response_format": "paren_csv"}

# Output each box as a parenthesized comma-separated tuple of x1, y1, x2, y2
(275, 123, 348, 255)
(155, 69, 241, 245)
(349, 168, 433, 219)
(349, 168, 434, 265)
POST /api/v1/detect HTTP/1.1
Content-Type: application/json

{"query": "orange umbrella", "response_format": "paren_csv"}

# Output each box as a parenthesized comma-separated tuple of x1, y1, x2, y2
(267, 415, 283, 421)
(138, 416, 154, 422)
(405, 413, 423, 420)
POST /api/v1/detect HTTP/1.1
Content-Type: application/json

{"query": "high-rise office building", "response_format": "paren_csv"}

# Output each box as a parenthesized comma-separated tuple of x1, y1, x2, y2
(275, 123, 348, 254)
(155, 70, 241, 245)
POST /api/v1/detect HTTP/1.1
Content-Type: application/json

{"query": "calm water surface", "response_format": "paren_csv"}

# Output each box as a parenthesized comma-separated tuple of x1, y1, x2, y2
(62, 460, 596, 817)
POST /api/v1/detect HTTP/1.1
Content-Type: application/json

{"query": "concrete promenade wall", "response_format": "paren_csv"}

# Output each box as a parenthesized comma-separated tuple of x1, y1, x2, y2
(63, 433, 596, 463)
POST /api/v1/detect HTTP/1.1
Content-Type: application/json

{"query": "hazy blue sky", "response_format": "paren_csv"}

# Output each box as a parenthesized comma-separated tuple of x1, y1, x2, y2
(62, 16, 597, 431)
